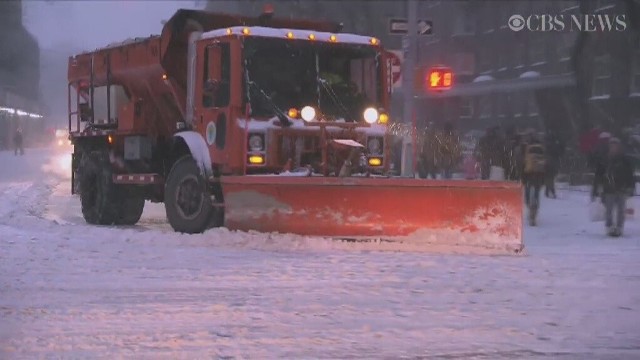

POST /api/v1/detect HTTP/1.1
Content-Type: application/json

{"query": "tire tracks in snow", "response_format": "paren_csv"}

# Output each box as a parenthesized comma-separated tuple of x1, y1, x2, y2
(0, 180, 56, 230)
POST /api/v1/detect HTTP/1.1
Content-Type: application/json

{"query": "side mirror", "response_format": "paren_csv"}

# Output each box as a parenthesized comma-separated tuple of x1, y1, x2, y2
(134, 99, 143, 117)
(79, 103, 91, 122)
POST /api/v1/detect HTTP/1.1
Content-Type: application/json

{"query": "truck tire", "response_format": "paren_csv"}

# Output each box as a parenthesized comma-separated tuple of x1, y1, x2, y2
(78, 151, 120, 225)
(164, 155, 215, 233)
(115, 190, 145, 226)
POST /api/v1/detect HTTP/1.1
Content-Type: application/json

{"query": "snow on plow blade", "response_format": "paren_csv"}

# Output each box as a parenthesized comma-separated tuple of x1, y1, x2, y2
(220, 176, 524, 254)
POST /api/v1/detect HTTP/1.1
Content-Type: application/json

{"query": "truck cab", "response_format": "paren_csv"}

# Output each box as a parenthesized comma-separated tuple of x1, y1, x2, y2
(194, 26, 390, 177)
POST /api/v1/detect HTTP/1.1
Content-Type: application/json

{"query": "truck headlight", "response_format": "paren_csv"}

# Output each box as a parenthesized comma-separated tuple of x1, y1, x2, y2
(363, 107, 378, 124)
(301, 106, 316, 122)
(367, 137, 382, 155)
(249, 134, 264, 151)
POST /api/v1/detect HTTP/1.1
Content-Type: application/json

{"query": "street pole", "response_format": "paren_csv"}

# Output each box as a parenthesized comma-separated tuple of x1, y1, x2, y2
(401, 0, 417, 177)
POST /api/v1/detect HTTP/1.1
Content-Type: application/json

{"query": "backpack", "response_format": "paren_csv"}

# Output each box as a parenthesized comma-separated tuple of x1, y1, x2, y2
(524, 143, 546, 173)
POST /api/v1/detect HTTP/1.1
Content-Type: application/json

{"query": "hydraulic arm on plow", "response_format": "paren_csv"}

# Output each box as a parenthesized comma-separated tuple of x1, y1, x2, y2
(67, 8, 523, 253)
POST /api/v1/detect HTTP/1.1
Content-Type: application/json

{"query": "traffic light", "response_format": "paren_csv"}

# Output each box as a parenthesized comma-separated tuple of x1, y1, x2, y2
(426, 66, 453, 91)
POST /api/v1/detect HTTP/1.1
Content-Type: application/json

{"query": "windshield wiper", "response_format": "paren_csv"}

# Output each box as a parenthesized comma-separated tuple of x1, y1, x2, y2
(247, 80, 292, 127)
(318, 77, 353, 122)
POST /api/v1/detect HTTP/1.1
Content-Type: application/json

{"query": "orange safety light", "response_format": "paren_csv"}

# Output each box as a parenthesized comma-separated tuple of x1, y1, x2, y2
(427, 66, 453, 91)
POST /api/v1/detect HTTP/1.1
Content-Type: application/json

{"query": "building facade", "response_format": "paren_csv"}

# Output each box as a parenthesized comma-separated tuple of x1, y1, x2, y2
(573, 0, 640, 134)
(0, 0, 43, 149)
(415, 0, 639, 142)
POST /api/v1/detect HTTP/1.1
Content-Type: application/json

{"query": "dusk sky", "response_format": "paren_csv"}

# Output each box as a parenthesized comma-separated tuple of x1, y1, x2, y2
(24, 0, 201, 53)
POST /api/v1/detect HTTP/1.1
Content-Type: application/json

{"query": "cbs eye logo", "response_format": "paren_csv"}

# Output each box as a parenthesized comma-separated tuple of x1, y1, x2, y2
(508, 15, 526, 31)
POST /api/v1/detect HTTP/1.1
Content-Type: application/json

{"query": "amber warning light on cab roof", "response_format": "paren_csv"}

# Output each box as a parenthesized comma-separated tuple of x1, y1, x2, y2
(427, 66, 453, 91)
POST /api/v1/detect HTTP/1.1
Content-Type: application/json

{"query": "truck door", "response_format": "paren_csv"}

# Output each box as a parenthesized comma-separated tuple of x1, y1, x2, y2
(195, 40, 234, 170)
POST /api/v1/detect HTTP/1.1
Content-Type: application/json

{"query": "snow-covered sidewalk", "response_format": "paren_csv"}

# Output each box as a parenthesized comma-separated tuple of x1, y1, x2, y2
(0, 148, 639, 359)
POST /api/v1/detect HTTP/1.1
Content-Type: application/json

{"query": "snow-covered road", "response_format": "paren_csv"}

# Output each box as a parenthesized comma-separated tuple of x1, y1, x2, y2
(1, 148, 639, 359)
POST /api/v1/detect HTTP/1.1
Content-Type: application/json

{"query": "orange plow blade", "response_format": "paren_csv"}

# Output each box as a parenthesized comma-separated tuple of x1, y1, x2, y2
(220, 176, 524, 254)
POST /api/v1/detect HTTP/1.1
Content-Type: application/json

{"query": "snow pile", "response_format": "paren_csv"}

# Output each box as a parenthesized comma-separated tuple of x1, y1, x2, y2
(472, 75, 494, 83)
(519, 71, 541, 78)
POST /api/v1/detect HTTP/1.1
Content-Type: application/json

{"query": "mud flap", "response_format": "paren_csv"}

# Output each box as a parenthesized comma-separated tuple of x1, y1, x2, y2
(220, 176, 524, 254)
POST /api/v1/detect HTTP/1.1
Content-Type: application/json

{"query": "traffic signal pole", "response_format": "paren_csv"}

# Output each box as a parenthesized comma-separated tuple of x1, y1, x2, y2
(401, 0, 418, 177)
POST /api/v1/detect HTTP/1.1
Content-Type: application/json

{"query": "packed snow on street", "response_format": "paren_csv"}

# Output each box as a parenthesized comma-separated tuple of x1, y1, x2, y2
(1, 147, 639, 359)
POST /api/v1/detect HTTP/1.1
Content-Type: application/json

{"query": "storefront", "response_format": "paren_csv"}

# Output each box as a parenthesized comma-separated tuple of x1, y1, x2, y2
(0, 91, 45, 149)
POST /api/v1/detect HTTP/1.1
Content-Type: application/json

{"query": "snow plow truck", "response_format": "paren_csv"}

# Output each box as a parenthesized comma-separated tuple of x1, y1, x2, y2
(67, 8, 524, 253)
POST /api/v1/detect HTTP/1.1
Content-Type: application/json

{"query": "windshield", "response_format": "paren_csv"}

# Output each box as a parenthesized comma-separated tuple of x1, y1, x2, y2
(243, 37, 382, 121)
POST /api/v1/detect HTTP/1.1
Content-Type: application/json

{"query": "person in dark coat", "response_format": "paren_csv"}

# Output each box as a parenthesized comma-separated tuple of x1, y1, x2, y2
(544, 132, 563, 198)
(13, 128, 24, 156)
(476, 126, 503, 180)
(521, 131, 546, 226)
(418, 123, 439, 179)
(589, 132, 611, 170)
(438, 122, 461, 179)
(504, 127, 523, 181)
(592, 137, 636, 237)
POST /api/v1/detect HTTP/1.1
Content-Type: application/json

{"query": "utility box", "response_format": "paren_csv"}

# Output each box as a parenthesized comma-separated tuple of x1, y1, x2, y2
(401, 137, 416, 178)
(124, 135, 152, 160)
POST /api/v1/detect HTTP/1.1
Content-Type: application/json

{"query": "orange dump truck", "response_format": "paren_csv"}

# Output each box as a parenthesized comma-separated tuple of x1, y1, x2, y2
(67, 8, 523, 252)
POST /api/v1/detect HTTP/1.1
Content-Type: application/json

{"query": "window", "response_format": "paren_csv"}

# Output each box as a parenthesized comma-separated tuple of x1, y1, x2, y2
(592, 55, 611, 97)
(497, 95, 507, 117)
(459, 97, 473, 118)
(497, 3, 511, 28)
(91, 85, 129, 123)
(454, 52, 475, 75)
(594, 0, 614, 11)
(479, 96, 491, 118)
(528, 93, 538, 116)
(529, 35, 546, 65)
(477, 47, 492, 73)
(631, 51, 640, 94)
(496, 50, 507, 70)
(511, 93, 524, 117)
(453, 5, 475, 35)
(480, 5, 495, 32)
(202, 43, 231, 108)
(558, 32, 576, 60)
(515, 42, 526, 67)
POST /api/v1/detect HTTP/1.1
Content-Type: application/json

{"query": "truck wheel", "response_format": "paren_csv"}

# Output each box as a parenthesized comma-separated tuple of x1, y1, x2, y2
(78, 151, 119, 225)
(164, 155, 214, 233)
(115, 190, 145, 225)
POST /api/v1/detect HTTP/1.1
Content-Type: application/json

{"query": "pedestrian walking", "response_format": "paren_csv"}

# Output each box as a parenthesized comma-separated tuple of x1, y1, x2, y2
(592, 137, 636, 237)
(522, 132, 546, 226)
(13, 128, 24, 156)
